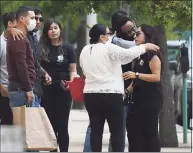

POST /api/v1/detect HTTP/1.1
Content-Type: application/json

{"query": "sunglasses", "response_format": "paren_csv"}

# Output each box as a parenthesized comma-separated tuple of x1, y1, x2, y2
(135, 31, 142, 37)
(127, 25, 137, 36)
(35, 17, 44, 22)
(106, 32, 112, 36)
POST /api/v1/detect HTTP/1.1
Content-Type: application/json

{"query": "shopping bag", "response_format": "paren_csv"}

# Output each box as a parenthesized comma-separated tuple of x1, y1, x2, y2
(12, 106, 58, 151)
(63, 76, 85, 103)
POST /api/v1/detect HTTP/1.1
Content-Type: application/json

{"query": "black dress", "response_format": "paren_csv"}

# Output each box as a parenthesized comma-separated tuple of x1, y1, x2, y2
(126, 51, 163, 152)
(132, 51, 163, 112)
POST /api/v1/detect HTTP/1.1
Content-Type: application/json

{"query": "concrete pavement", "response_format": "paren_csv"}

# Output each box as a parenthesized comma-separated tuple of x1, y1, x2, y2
(68, 109, 192, 152)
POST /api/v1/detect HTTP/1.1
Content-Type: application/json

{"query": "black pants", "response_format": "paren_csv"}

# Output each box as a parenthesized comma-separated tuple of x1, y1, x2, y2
(41, 86, 72, 152)
(0, 93, 13, 125)
(126, 108, 161, 152)
(84, 93, 124, 152)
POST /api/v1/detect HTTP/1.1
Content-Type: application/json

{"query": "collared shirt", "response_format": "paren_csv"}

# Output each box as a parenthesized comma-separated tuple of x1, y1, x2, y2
(0, 32, 8, 88)
(33, 30, 41, 41)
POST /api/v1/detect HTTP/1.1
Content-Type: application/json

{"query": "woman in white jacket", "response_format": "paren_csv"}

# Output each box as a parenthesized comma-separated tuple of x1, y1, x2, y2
(79, 24, 159, 152)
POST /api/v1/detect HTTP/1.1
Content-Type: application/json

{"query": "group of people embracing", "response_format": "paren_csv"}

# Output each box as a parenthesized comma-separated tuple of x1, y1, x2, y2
(0, 5, 163, 152)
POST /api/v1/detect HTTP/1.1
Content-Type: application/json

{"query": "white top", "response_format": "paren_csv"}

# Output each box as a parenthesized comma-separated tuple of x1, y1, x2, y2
(79, 43, 146, 94)
(0, 32, 8, 88)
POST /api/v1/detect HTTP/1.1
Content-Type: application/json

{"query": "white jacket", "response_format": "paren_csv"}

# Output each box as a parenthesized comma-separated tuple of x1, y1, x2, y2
(80, 43, 146, 94)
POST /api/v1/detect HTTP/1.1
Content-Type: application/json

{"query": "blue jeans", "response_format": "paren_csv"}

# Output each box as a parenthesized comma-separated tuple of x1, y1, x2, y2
(31, 93, 41, 107)
(83, 106, 128, 152)
(8, 90, 40, 108)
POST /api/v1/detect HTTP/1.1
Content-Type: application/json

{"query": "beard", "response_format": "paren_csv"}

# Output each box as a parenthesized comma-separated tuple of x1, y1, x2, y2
(116, 30, 135, 41)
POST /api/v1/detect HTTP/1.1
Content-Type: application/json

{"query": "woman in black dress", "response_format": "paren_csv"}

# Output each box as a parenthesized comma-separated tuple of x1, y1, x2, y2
(123, 24, 163, 152)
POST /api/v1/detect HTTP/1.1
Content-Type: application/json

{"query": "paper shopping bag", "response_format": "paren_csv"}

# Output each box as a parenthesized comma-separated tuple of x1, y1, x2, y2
(12, 106, 58, 151)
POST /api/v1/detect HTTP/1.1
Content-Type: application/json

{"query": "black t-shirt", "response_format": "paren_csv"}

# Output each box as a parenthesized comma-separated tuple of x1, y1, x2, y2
(41, 43, 76, 87)
(131, 52, 163, 112)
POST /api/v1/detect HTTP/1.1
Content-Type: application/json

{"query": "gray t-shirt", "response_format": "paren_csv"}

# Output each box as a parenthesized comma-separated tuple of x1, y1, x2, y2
(0, 32, 8, 88)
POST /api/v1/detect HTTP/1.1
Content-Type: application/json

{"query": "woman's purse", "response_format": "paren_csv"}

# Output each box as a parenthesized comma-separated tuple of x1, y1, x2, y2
(62, 76, 85, 103)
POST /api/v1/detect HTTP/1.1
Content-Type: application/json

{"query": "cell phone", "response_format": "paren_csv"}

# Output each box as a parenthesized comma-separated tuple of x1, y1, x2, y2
(61, 80, 69, 91)
(61, 80, 67, 86)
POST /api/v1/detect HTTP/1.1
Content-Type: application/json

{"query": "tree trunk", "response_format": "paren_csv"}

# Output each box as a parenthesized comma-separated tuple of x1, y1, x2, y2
(155, 25, 178, 147)
(76, 17, 86, 76)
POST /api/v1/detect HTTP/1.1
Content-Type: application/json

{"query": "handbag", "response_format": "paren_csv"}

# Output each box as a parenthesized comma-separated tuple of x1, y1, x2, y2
(63, 76, 85, 103)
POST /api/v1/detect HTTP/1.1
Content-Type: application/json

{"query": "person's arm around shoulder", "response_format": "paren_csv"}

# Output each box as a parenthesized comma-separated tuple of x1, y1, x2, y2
(112, 36, 135, 49)
(5, 28, 25, 41)
(107, 43, 159, 65)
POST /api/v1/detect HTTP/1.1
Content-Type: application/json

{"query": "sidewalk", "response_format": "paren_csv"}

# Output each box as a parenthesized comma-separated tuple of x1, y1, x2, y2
(68, 109, 192, 152)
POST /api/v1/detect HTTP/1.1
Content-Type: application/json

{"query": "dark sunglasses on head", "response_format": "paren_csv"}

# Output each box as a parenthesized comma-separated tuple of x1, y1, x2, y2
(35, 17, 44, 22)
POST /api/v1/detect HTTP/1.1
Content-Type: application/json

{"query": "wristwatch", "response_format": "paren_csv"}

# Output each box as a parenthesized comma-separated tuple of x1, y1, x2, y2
(135, 72, 139, 79)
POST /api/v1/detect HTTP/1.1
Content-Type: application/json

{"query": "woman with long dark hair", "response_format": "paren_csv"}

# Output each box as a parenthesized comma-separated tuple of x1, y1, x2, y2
(80, 23, 160, 152)
(124, 24, 163, 152)
(40, 18, 77, 152)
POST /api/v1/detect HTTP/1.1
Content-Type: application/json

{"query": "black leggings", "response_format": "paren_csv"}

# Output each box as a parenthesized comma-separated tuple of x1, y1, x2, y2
(84, 93, 124, 152)
(41, 86, 72, 152)
(0, 93, 13, 125)
(126, 108, 161, 152)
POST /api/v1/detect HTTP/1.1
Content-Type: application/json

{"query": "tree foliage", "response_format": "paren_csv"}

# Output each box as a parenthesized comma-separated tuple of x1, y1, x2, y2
(1, 0, 191, 42)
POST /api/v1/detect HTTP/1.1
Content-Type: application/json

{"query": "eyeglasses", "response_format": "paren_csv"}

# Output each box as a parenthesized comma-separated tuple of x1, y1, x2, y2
(106, 32, 112, 36)
(127, 25, 137, 36)
(35, 17, 44, 22)
(135, 31, 142, 37)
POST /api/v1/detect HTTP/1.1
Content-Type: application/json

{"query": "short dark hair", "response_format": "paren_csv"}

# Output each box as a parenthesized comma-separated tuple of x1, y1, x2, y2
(89, 24, 106, 44)
(111, 10, 132, 33)
(16, 6, 32, 21)
(31, 6, 43, 15)
(3, 12, 16, 28)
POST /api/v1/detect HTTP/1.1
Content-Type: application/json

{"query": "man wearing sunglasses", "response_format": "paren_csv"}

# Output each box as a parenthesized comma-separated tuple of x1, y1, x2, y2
(32, 6, 44, 41)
